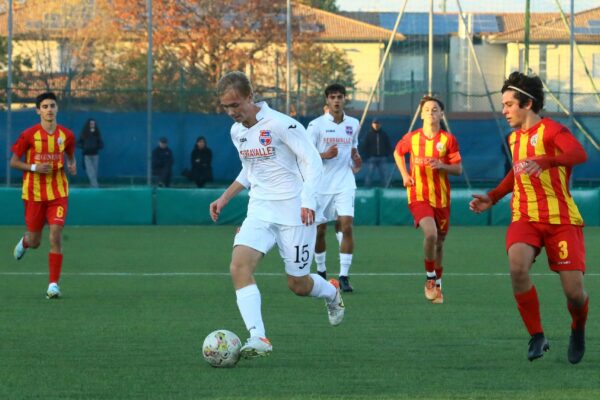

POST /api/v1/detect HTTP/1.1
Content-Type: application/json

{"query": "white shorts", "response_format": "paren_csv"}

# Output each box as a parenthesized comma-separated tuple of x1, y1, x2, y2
(234, 216, 317, 277)
(316, 190, 355, 223)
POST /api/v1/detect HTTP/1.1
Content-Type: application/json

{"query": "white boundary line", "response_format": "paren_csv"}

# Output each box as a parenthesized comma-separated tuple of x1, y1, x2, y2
(1, 271, 599, 277)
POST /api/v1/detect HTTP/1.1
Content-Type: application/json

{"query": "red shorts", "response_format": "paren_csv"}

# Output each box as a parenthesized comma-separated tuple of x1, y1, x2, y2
(408, 201, 450, 236)
(506, 221, 585, 272)
(24, 197, 69, 232)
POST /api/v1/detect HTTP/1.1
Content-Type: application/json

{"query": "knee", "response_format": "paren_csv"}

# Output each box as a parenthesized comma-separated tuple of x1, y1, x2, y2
(28, 237, 41, 249)
(564, 284, 585, 305)
(230, 260, 252, 277)
(340, 224, 353, 238)
(49, 233, 62, 247)
(424, 231, 437, 245)
(508, 261, 529, 282)
(316, 226, 327, 241)
(287, 277, 311, 296)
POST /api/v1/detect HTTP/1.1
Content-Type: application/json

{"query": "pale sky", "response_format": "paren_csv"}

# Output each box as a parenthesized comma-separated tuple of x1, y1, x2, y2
(337, 0, 600, 13)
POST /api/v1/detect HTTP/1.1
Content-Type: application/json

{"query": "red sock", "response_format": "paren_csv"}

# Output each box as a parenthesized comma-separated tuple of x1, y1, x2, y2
(435, 267, 443, 280)
(568, 296, 589, 331)
(424, 259, 435, 273)
(514, 286, 543, 336)
(49, 252, 63, 284)
(23, 236, 30, 249)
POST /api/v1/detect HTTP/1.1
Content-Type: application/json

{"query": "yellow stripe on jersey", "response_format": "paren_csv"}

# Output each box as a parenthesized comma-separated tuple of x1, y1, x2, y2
(22, 149, 32, 200)
(424, 137, 435, 205)
(557, 165, 583, 225)
(518, 133, 538, 221)
(533, 125, 559, 223)
(56, 131, 67, 198)
(56, 170, 66, 198)
(32, 131, 42, 201)
(508, 132, 521, 221)
(46, 132, 56, 200)
(412, 134, 424, 202)
(438, 135, 449, 207)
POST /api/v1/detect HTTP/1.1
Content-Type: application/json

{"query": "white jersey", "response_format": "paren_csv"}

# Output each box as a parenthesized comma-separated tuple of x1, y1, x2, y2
(306, 112, 359, 194)
(231, 102, 323, 226)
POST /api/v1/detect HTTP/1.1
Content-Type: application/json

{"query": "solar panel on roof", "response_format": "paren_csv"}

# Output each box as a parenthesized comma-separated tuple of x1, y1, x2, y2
(574, 26, 600, 34)
(378, 12, 499, 35)
(473, 15, 500, 33)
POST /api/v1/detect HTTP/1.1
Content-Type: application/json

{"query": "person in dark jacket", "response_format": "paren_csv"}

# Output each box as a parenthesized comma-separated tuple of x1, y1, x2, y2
(152, 137, 174, 187)
(77, 118, 104, 187)
(361, 119, 392, 187)
(186, 136, 213, 187)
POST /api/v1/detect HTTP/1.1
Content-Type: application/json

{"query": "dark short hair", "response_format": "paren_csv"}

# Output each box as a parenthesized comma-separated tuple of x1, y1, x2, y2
(419, 95, 444, 111)
(35, 92, 57, 109)
(501, 71, 544, 113)
(196, 136, 206, 143)
(325, 83, 346, 97)
(159, 137, 168, 143)
(217, 71, 254, 98)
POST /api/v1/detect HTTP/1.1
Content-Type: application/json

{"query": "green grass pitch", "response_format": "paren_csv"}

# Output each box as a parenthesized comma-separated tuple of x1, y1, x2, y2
(1, 225, 599, 399)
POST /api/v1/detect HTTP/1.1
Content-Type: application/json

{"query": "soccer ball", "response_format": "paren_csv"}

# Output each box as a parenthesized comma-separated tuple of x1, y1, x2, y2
(202, 329, 242, 368)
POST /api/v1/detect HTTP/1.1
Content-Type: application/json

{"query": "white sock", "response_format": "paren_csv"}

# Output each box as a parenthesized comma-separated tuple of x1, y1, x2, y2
(339, 253, 352, 277)
(236, 284, 266, 338)
(426, 271, 436, 279)
(336, 231, 343, 248)
(309, 273, 336, 302)
(436, 279, 442, 289)
(315, 252, 326, 273)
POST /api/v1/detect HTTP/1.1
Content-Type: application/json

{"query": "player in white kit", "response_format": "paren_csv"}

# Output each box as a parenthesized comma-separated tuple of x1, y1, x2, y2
(306, 84, 362, 292)
(210, 72, 345, 359)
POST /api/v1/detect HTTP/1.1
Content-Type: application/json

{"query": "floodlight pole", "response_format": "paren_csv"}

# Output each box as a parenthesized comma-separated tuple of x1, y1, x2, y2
(286, 0, 292, 115)
(146, 0, 153, 186)
(358, 0, 409, 131)
(569, 0, 574, 128)
(5, 0, 13, 186)
(428, 0, 433, 95)
(524, 0, 530, 72)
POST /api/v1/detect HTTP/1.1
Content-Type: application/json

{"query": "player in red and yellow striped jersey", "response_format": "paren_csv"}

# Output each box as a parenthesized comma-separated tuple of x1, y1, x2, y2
(394, 96, 463, 304)
(470, 72, 588, 364)
(10, 92, 77, 299)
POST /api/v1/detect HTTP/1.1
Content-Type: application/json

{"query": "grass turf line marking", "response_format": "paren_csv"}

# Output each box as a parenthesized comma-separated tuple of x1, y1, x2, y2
(1, 271, 599, 277)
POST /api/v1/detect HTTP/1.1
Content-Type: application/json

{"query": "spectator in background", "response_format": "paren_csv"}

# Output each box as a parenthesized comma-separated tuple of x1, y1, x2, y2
(185, 136, 213, 187)
(77, 118, 103, 188)
(152, 137, 173, 187)
(361, 118, 392, 187)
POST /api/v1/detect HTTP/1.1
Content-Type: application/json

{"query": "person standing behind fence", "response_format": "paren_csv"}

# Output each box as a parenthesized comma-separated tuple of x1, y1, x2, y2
(77, 118, 103, 188)
(189, 136, 213, 187)
(361, 118, 392, 187)
(152, 137, 174, 187)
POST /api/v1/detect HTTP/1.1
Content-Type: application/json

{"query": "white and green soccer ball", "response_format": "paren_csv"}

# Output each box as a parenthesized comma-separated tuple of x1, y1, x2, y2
(202, 329, 242, 368)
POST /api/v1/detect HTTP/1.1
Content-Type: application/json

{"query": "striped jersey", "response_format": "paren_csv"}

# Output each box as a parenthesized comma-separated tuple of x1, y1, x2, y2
(395, 128, 461, 208)
(508, 118, 583, 225)
(11, 123, 75, 202)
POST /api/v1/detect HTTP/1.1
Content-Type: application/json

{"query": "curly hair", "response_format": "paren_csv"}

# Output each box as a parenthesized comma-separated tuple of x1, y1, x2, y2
(501, 71, 544, 113)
